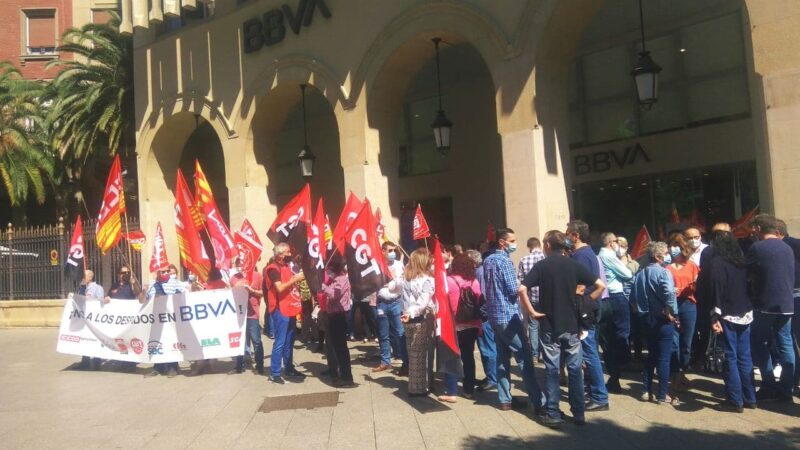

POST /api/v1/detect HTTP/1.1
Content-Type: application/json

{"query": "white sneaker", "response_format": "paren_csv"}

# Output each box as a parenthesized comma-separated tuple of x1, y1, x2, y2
(754, 367, 761, 377)
(773, 364, 782, 380)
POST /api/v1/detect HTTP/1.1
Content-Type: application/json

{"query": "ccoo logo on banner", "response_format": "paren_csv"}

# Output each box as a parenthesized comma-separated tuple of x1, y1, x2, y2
(56, 288, 249, 363)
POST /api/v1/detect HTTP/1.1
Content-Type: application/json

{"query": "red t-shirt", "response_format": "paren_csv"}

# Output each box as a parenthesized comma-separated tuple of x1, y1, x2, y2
(232, 272, 263, 319)
(205, 279, 228, 290)
(667, 260, 699, 303)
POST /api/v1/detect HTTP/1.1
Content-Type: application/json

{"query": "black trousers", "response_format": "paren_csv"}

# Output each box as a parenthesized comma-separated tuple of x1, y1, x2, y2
(327, 311, 353, 382)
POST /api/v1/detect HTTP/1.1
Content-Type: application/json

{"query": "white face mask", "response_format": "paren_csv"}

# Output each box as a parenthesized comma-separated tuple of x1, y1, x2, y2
(188, 274, 197, 282)
(616, 247, 627, 258)
(169, 274, 177, 281)
(688, 238, 702, 249)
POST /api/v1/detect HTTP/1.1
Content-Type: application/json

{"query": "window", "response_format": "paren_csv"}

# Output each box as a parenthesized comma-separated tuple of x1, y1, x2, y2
(398, 96, 449, 177)
(23, 9, 57, 56)
(92, 9, 115, 25)
(569, 11, 750, 147)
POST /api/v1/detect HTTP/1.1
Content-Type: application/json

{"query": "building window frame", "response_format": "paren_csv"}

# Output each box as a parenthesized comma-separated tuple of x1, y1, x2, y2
(19, 8, 59, 62)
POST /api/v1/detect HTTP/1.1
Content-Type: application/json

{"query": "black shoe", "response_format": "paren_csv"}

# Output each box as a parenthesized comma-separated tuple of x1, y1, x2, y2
(716, 401, 744, 413)
(573, 416, 586, 426)
(285, 369, 306, 379)
(166, 367, 178, 378)
(269, 376, 286, 384)
(585, 401, 610, 412)
(144, 370, 160, 378)
(756, 389, 780, 402)
(744, 402, 757, 410)
(606, 379, 622, 393)
(229, 367, 244, 374)
(256, 367, 265, 376)
(541, 415, 565, 428)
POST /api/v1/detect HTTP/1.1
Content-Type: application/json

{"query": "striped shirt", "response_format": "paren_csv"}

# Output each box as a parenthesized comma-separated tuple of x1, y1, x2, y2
(518, 249, 545, 305)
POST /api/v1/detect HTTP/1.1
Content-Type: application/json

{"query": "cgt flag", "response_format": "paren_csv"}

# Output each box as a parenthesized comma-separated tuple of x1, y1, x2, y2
(301, 198, 328, 294)
(175, 171, 211, 281)
(195, 160, 236, 269)
(333, 192, 363, 254)
(630, 225, 651, 260)
(434, 238, 463, 377)
(64, 216, 85, 281)
(344, 200, 390, 300)
(267, 184, 311, 254)
(234, 230, 262, 279)
(96, 154, 126, 254)
(122, 230, 146, 252)
(413, 204, 430, 240)
(149, 222, 169, 273)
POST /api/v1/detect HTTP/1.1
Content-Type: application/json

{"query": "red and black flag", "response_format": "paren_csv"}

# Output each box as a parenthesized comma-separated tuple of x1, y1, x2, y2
(301, 198, 327, 294)
(333, 192, 363, 254)
(434, 237, 463, 377)
(343, 200, 390, 300)
(64, 216, 85, 282)
(267, 184, 312, 254)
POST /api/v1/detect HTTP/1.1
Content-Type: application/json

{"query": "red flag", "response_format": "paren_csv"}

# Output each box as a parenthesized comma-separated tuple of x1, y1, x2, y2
(96, 154, 126, 254)
(234, 230, 262, 279)
(732, 206, 759, 239)
(434, 238, 463, 376)
(122, 230, 146, 252)
(375, 207, 388, 243)
(486, 222, 495, 243)
(670, 203, 681, 224)
(333, 192, 363, 254)
(195, 160, 236, 269)
(175, 170, 211, 281)
(64, 216, 85, 281)
(343, 200, 390, 300)
(149, 222, 169, 273)
(630, 225, 652, 260)
(267, 184, 312, 253)
(302, 198, 327, 294)
(239, 219, 263, 247)
(413, 204, 431, 240)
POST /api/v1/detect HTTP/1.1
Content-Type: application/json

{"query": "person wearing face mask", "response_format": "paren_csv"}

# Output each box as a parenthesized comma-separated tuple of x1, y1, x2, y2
(107, 265, 141, 372)
(631, 242, 678, 404)
(374, 241, 409, 374)
(597, 232, 634, 396)
(684, 227, 708, 268)
(144, 264, 186, 378)
(263, 242, 306, 384)
(666, 232, 700, 396)
(482, 227, 545, 413)
(565, 220, 610, 409)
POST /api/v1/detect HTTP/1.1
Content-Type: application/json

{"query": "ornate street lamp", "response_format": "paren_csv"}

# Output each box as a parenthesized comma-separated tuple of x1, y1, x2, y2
(631, 0, 662, 108)
(297, 84, 316, 179)
(431, 37, 452, 155)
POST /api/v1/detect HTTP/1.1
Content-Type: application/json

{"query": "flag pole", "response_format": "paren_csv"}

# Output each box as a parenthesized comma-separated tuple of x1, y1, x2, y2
(122, 211, 142, 294)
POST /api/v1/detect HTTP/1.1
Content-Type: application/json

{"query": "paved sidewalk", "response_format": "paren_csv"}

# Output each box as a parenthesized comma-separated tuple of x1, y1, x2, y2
(0, 328, 798, 449)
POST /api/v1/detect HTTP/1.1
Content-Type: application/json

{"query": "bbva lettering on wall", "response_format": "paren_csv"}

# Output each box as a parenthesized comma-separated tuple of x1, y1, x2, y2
(573, 143, 651, 176)
(243, 0, 332, 53)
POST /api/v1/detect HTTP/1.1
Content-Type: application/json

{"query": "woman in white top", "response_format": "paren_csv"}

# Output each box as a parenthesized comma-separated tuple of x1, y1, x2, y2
(395, 248, 437, 396)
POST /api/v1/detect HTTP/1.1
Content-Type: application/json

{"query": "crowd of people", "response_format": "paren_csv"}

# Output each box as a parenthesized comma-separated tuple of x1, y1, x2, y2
(73, 213, 799, 428)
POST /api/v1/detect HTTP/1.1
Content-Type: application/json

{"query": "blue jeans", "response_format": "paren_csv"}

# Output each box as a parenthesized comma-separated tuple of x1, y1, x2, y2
(541, 330, 584, 419)
(643, 316, 675, 401)
(270, 309, 296, 377)
(492, 315, 544, 408)
(581, 326, 609, 404)
(751, 311, 795, 398)
(237, 318, 264, 372)
(377, 300, 408, 366)
(792, 297, 800, 387)
(263, 308, 274, 338)
(602, 293, 631, 381)
(458, 327, 480, 394)
(671, 298, 697, 372)
(477, 321, 497, 385)
(528, 317, 539, 360)
(444, 373, 459, 395)
(721, 321, 756, 407)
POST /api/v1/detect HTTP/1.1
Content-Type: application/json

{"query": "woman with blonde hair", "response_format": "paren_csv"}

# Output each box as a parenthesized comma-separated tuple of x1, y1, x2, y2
(393, 248, 438, 397)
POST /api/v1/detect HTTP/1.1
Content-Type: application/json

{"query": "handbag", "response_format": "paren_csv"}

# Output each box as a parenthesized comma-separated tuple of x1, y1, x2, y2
(703, 330, 727, 375)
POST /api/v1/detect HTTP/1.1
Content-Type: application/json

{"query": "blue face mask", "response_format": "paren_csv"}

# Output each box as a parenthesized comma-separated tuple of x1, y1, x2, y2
(387, 252, 397, 262)
(565, 238, 574, 249)
(662, 253, 672, 265)
(669, 246, 681, 258)
(506, 243, 518, 254)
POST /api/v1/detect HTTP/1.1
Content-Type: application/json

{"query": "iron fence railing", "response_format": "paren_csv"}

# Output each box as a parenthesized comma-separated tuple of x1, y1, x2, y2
(0, 218, 142, 300)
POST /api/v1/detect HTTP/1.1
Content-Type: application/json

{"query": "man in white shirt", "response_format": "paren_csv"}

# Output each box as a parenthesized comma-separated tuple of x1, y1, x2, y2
(597, 232, 633, 395)
(373, 242, 408, 374)
(685, 227, 708, 267)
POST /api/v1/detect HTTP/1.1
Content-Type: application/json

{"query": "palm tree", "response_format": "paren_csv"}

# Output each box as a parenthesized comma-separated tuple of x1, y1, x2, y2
(47, 12, 135, 217)
(0, 62, 54, 207)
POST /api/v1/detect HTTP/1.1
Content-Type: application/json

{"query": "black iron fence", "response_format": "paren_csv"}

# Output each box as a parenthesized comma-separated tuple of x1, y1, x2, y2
(0, 218, 142, 300)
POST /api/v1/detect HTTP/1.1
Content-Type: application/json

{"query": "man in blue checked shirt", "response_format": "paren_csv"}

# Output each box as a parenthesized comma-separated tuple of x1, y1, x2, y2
(483, 227, 545, 413)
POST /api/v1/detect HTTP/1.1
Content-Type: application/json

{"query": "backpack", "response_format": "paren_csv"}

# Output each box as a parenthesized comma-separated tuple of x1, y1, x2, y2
(454, 280, 483, 322)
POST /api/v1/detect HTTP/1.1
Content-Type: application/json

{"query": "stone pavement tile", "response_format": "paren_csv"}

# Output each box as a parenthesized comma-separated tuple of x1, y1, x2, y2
(231, 409, 294, 449)
(278, 432, 331, 449)
(282, 407, 334, 437)
(375, 429, 427, 450)
(454, 407, 522, 438)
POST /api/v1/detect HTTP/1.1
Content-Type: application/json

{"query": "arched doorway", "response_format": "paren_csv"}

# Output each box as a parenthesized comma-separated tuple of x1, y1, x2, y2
(179, 118, 228, 223)
(251, 83, 346, 215)
(537, 0, 760, 242)
(369, 35, 504, 249)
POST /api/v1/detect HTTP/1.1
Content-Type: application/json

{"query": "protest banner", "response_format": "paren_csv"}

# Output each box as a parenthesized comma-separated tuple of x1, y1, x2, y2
(56, 287, 248, 363)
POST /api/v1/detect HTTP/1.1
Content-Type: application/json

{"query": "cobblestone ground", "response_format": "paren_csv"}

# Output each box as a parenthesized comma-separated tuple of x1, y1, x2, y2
(0, 328, 798, 449)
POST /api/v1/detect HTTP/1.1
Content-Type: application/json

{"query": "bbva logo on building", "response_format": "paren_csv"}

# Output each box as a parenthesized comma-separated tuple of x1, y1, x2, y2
(243, 0, 332, 54)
